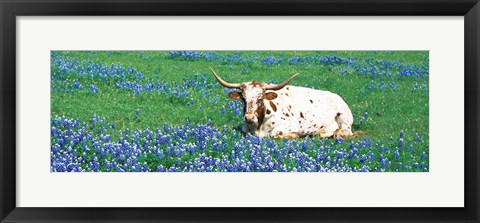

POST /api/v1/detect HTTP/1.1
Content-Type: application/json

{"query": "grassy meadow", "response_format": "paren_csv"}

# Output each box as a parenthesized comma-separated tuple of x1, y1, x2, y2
(51, 51, 429, 172)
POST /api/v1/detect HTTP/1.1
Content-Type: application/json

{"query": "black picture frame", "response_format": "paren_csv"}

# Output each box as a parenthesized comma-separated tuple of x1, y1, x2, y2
(1, 0, 479, 222)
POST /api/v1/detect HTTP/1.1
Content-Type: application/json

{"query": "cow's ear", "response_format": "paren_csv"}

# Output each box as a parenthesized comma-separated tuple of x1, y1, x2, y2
(264, 92, 278, 100)
(228, 91, 242, 100)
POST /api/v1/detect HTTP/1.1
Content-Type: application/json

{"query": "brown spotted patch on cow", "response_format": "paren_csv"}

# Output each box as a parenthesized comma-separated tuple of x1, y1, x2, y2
(309, 99, 313, 103)
(288, 105, 292, 109)
(269, 101, 277, 112)
(284, 113, 290, 117)
(286, 93, 289, 96)
(264, 92, 278, 100)
(300, 112, 304, 119)
(266, 109, 271, 115)
(272, 122, 275, 125)
(251, 81, 263, 87)
(256, 106, 265, 130)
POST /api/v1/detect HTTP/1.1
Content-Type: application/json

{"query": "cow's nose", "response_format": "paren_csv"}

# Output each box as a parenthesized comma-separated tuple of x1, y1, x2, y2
(244, 114, 256, 123)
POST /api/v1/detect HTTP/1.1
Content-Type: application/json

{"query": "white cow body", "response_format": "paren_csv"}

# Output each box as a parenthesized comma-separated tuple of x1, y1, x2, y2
(248, 85, 354, 138)
(210, 67, 359, 139)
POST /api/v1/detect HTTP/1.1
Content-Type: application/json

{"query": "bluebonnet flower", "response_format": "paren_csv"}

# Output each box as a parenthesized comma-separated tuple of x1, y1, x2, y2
(187, 98, 195, 106)
(394, 148, 400, 161)
(261, 56, 283, 65)
(88, 85, 99, 94)
(416, 133, 422, 143)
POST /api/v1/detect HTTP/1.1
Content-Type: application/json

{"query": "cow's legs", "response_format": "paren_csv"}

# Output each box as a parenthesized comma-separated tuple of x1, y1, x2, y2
(313, 125, 336, 138)
(333, 113, 353, 138)
(272, 131, 300, 139)
(282, 133, 300, 139)
(332, 129, 351, 138)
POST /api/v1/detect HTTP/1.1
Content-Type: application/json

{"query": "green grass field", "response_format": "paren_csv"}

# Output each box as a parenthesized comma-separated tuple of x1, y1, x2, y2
(51, 51, 429, 172)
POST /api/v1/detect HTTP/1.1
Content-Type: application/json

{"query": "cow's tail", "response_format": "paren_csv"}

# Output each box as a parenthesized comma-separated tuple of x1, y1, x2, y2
(351, 131, 366, 137)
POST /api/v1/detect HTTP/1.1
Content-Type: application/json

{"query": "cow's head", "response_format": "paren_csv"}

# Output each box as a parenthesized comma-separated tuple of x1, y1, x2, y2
(210, 67, 298, 128)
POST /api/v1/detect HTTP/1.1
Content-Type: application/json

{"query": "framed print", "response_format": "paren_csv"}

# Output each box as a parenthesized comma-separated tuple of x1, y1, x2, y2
(1, 0, 479, 222)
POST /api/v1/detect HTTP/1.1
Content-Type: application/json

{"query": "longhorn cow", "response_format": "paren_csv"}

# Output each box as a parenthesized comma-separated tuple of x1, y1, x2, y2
(210, 67, 361, 139)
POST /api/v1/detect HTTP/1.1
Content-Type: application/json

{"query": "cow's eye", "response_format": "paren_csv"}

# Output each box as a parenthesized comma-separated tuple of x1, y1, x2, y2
(228, 92, 242, 100)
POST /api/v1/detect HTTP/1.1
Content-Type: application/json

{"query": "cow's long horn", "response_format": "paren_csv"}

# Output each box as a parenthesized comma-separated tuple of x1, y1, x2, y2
(265, 73, 299, 90)
(209, 67, 242, 89)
